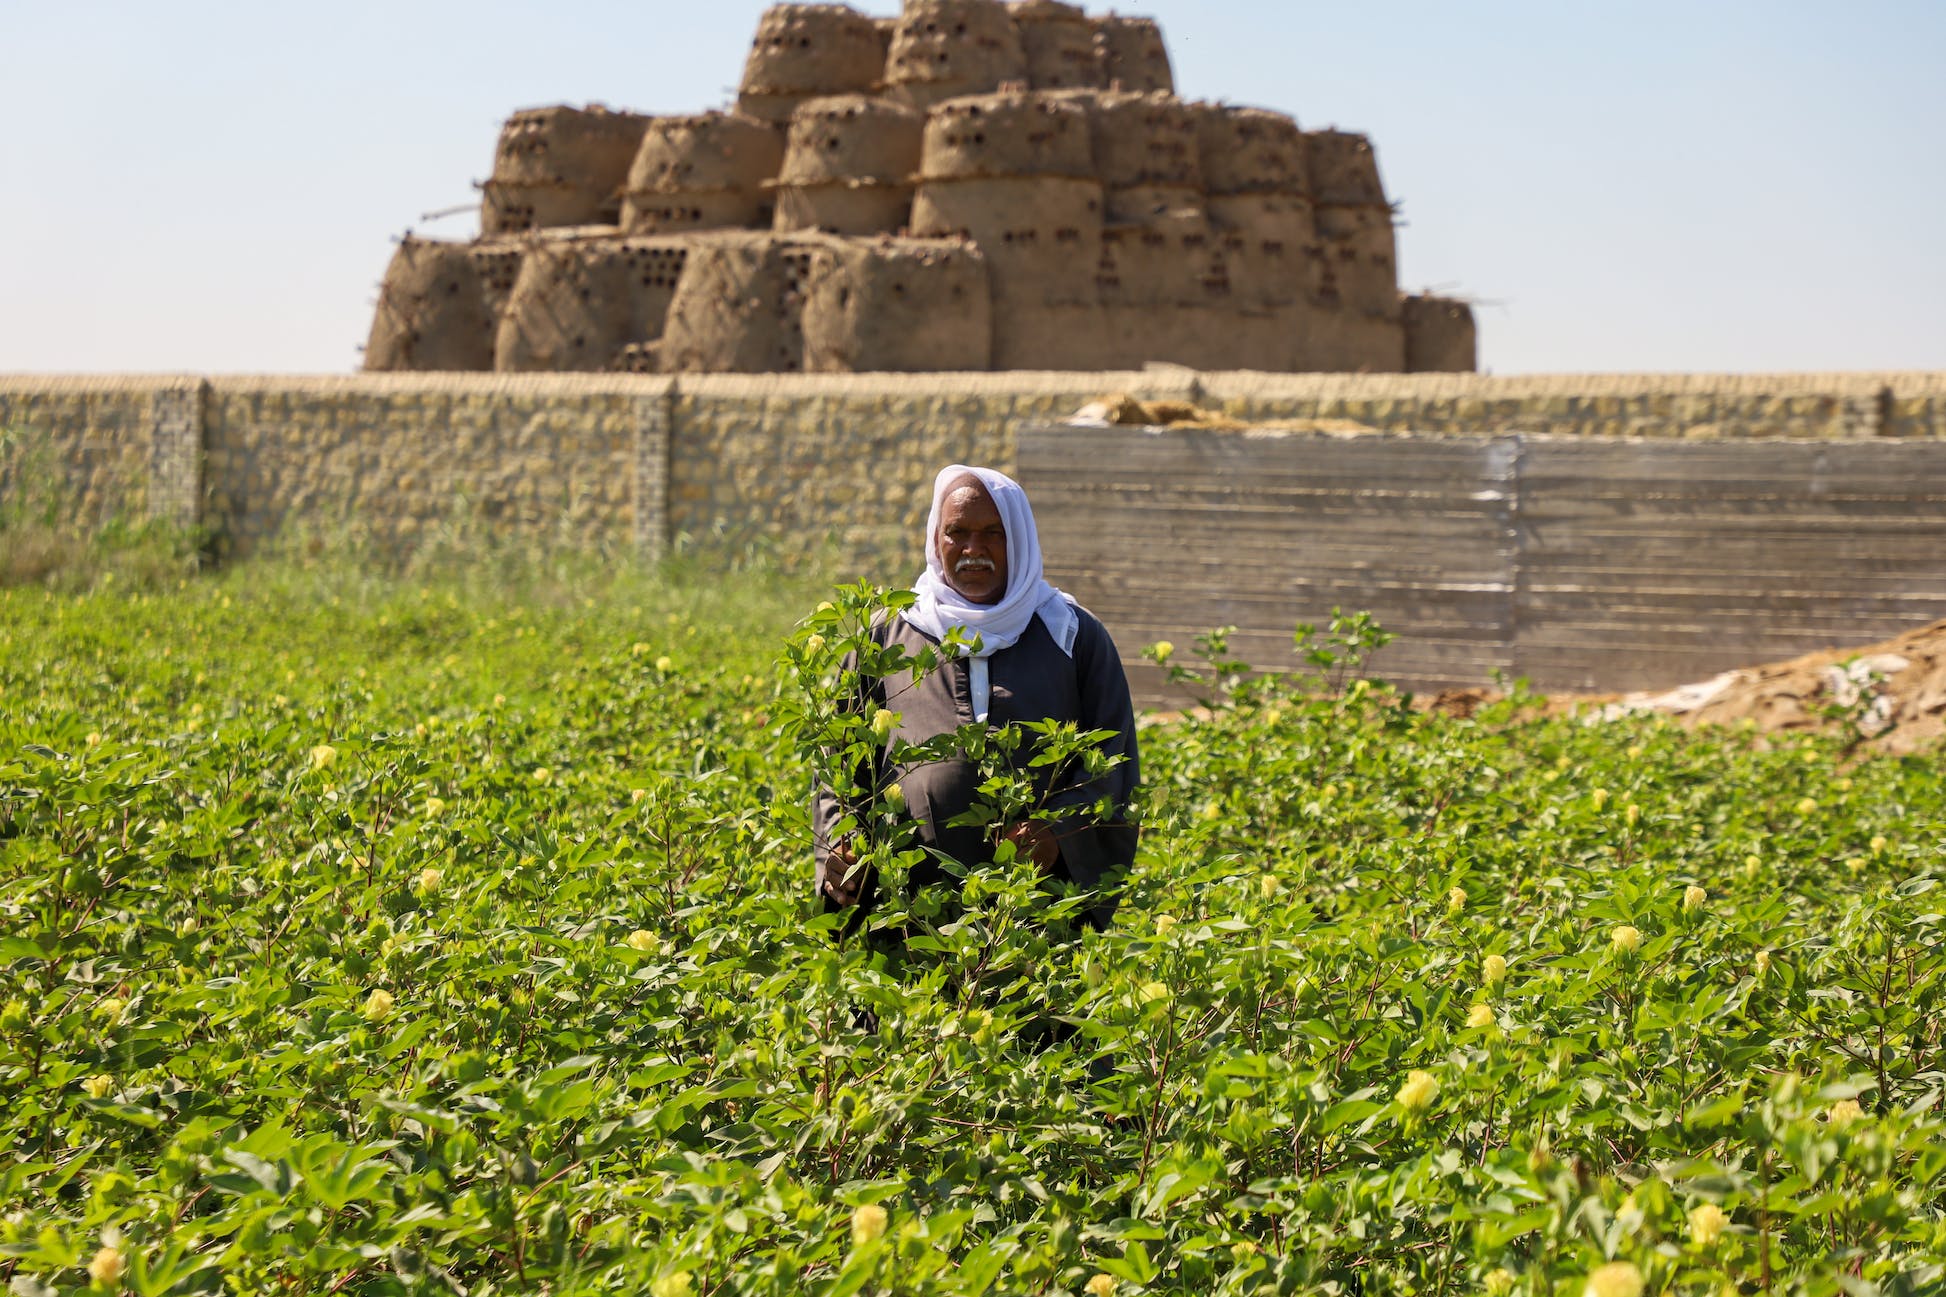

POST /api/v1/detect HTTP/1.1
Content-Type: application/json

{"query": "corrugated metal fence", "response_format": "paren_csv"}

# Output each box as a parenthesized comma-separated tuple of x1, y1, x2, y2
(1021, 425, 1946, 698)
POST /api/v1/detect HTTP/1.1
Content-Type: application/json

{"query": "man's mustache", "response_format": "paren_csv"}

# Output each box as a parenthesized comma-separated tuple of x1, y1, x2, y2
(953, 557, 995, 573)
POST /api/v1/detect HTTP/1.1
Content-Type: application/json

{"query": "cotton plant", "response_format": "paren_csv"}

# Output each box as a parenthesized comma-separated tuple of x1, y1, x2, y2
(1, 569, 1942, 1294)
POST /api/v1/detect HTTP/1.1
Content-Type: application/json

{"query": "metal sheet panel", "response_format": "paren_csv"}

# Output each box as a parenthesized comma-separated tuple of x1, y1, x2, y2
(1021, 425, 1518, 702)
(1513, 437, 1946, 691)
(1021, 425, 1946, 703)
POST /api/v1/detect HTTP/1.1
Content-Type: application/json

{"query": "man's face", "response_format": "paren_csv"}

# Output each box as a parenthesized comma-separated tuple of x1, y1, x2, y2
(936, 480, 1008, 605)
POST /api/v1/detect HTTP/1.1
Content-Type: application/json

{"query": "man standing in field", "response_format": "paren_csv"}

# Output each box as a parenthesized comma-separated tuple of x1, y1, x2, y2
(812, 465, 1140, 929)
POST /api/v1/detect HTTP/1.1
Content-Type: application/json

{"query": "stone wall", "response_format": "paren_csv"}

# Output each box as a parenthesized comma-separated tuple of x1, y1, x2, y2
(0, 376, 197, 530)
(1886, 371, 1946, 440)
(201, 376, 649, 556)
(4, 369, 1944, 571)
(668, 371, 1192, 562)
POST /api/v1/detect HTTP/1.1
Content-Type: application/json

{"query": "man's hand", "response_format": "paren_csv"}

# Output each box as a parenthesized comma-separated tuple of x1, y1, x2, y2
(821, 842, 866, 907)
(999, 820, 1060, 874)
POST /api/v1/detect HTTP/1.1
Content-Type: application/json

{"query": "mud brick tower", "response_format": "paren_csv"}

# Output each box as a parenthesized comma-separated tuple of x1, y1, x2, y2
(365, 1, 1475, 375)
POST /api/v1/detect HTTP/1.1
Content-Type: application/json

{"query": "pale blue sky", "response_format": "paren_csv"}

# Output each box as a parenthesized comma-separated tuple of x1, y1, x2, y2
(4, 2, 1941, 375)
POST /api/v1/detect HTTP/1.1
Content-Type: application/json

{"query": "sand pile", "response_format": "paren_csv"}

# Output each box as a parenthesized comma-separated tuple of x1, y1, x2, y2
(1593, 620, 1946, 754)
(1067, 391, 1376, 434)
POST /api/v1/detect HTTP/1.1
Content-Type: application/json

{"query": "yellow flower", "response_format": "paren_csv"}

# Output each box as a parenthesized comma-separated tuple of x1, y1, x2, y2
(1688, 1201, 1729, 1247)
(94, 997, 128, 1025)
(1150, 641, 1174, 664)
(631, 788, 649, 803)
(1466, 1003, 1496, 1029)
(649, 1273, 692, 1297)
(1591, 788, 1610, 810)
(531, 767, 554, 785)
(88, 1246, 126, 1286)
(1583, 1261, 1643, 1297)
(1484, 1270, 1516, 1297)
(1795, 797, 1818, 815)
(1447, 886, 1467, 913)
(1611, 925, 1642, 953)
(871, 709, 899, 740)
(1683, 885, 1706, 912)
(655, 655, 675, 673)
(803, 633, 825, 656)
(416, 867, 442, 892)
(1484, 953, 1508, 986)
(82, 1074, 115, 1099)
(1396, 1069, 1440, 1113)
(1138, 981, 1172, 1005)
(86, 732, 102, 746)
(1153, 914, 1178, 936)
(1743, 854, 1761, 877)
(361, 989, 395, 1022)
(1754, 950, 1772, 977)
(1623, 803, 1641, 827)
(850, 1203, 888, 1246)
(309, 743, 337, 770)
(1260, 873, 1281, 898)
(626, 929, 663, 953)
(1086, 1275, 1117, 1297)
(1829, 1098, 1865, 1130)
(1835, 776, 1853, 791)
(1846, 856, 1865, 873)
(424, 797, 446, 817)
(1870, 834, 1889, 855)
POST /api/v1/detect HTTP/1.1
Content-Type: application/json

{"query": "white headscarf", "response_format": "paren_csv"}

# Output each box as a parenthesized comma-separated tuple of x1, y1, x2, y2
(902, 464, 1078, 659)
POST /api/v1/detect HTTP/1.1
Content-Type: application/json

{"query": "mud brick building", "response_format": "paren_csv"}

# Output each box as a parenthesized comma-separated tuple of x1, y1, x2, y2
(364, 1, 1475, 376)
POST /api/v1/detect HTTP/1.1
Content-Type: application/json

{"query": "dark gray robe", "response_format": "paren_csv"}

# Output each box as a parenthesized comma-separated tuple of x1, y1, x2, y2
(811, 604, 1139, 927)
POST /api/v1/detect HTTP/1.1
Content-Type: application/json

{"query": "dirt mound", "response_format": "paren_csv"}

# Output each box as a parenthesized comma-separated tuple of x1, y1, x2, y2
(1067, 391, 1377, 433)
(1423, 623, 1946, 753)
(1589, 620, 1946, 754)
